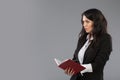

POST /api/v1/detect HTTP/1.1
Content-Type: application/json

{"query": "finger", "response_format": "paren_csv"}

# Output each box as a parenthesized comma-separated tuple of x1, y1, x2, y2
(64, 68, 67, 74)
(68, 68, 73, 75)
(71, 71, 75, 75)
(70, 69, 75, 75)
(64, 68, 69, 74)
(67, 68, 71, 75)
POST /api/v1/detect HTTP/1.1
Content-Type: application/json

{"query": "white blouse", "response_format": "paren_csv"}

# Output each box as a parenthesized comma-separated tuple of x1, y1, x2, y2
(78, 34, 93, 74)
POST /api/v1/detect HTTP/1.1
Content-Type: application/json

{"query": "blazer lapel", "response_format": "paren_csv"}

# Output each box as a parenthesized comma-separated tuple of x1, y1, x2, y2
(83, 41, 99, 64)
(83, 41, 97, 63)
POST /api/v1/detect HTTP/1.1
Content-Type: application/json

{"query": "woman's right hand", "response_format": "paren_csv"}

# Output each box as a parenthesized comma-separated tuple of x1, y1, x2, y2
(64, 67, 75, 76)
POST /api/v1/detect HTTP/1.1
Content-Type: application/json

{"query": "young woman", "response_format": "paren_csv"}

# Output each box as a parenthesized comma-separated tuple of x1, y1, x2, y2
(64, 8, 112, 80)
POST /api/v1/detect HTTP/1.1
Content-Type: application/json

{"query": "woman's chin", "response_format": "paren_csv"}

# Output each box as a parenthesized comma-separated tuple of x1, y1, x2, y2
(85, 30, 92, 34)
(85, 31, 90, 33)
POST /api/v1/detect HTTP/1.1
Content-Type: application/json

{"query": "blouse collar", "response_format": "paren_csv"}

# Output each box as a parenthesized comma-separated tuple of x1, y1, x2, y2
(86, 34, 94, 40)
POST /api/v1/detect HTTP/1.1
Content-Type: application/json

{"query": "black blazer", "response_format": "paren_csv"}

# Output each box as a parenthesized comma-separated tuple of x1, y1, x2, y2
(70, 33, 112, 80)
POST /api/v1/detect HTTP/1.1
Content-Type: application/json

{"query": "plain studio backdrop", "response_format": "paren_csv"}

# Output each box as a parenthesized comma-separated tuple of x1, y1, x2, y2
(0, 0, 119, 80)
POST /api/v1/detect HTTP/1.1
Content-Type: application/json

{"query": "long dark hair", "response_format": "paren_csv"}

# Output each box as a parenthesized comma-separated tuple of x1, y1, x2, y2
(79, 8, 108, 46)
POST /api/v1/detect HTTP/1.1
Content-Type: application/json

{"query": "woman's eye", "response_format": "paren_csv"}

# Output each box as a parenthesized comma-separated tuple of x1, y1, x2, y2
(86, 20, 89, 23)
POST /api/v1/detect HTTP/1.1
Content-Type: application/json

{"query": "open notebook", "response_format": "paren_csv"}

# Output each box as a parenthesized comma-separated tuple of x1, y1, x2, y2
(54, 58, 85, 75)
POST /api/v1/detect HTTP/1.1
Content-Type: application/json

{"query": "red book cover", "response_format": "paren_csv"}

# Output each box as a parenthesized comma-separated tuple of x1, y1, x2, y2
(54, 58, 85, 75)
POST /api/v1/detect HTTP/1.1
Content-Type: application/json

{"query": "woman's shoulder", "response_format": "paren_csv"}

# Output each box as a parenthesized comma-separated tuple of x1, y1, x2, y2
(100, 33, 112, 40)
(100, 33, 111, 38)
(98, 33, 112, 51)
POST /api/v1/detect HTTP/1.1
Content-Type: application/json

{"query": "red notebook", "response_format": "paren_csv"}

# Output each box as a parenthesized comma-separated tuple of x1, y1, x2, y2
(54, 58, 85, 75)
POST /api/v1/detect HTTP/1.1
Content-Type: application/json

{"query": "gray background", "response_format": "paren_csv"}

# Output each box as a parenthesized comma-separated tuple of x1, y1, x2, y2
(0, 0, 119, 80)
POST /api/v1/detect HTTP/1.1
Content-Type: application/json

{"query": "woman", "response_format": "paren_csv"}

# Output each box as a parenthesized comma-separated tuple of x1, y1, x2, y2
(65, 8, 112, 80)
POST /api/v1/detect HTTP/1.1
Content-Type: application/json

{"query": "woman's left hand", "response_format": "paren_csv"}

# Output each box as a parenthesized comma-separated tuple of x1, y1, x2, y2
(64, 67, 75, 76)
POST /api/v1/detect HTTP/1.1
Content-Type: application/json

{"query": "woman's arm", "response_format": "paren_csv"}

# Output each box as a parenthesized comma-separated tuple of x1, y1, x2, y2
(91, 34, 112, 73)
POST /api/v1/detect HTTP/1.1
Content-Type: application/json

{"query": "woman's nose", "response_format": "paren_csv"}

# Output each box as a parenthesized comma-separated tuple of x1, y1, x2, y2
(83, 23, 87, 27)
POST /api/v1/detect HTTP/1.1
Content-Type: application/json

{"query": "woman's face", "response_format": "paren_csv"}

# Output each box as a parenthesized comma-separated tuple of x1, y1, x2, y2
(82, 15, 94, 33)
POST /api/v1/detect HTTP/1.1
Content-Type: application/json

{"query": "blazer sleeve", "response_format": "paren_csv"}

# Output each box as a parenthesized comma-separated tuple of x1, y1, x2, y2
(72, 37, 82, 62)
(91, 34, 112, 73)
(72, 35, 88, 62)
